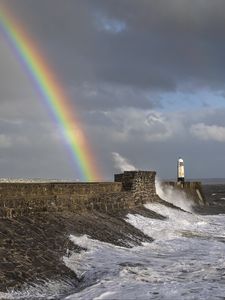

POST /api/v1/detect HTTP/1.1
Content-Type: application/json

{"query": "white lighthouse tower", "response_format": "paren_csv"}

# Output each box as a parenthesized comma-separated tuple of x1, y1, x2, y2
(177, 157, 185, 183)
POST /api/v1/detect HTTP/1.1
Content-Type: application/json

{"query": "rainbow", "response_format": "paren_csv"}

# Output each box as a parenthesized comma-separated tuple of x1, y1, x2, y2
(0, 3, 101, 181)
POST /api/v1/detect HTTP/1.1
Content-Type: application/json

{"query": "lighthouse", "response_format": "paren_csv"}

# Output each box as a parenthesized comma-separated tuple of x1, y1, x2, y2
(177, 157, 185, 183)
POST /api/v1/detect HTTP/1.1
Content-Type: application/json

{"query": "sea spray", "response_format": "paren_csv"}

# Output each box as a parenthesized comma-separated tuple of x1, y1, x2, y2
(112, 152, 136, 172)
(155, 178, 194, 212)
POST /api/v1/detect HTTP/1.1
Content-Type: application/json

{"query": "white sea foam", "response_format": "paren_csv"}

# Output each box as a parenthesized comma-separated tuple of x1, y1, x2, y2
(63, 195, 225, 300)
(0, 279, 75, 299)
(129, 202, 225, 241)
(64, 213, 225, 300)
(2, 209, 225, 300)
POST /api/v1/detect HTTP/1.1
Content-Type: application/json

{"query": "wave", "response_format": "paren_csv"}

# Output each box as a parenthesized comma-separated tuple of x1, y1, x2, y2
(3, 206, 225, 300)
(64, 216, 225, 300)
(63, 202, 225, 299)
(0, 279, 76, 299)
(128, 202, 225, 242)
(155, 179, 194, 212)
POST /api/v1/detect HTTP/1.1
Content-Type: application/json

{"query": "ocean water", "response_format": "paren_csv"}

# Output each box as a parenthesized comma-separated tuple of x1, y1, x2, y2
(1, 185, 225, 299)
(63, 206, 225, 300)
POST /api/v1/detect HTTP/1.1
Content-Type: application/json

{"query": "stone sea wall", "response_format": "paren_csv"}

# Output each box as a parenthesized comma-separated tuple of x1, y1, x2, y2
(0, 171, 158, 218)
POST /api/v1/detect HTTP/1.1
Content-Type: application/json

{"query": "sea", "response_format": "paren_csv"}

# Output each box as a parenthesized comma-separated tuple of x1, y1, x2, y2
(1, 181, 225, 300)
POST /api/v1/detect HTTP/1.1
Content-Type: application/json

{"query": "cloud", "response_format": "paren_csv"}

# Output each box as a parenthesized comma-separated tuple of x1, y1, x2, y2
(95, 14, 127, 34)
(4, 0, 225, 93)
(0, 134, 12, 148)
(99, 109, 177, 143)
(112, 152, 136, 172)
(69, 82, 158, 111)
(190, 123, 225, 142)
(88, 0, 225, 91)
(1, 1, 225, 179)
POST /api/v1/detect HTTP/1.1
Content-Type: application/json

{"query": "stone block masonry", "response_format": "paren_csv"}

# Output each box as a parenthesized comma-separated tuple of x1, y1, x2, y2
(115, 171, 157, 202)
(0, 171, 158, 218)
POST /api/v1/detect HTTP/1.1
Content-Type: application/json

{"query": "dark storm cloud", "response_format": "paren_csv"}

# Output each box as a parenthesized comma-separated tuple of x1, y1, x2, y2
(69, 83, 161, 111)
(1, 0, 225, 179)
(92, 0, 225, 90)
(4, 0, 225, 95)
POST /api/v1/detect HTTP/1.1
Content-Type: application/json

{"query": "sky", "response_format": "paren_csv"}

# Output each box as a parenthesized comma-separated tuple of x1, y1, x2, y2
(0, 0, 225, 180)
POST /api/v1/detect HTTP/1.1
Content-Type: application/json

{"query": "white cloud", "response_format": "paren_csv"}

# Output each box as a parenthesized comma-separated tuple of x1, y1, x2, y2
(96, 14, 127, 34)
(112, 152, 136, 172)
(190, 123, 225, 142)
(106, 109, 178, 142)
